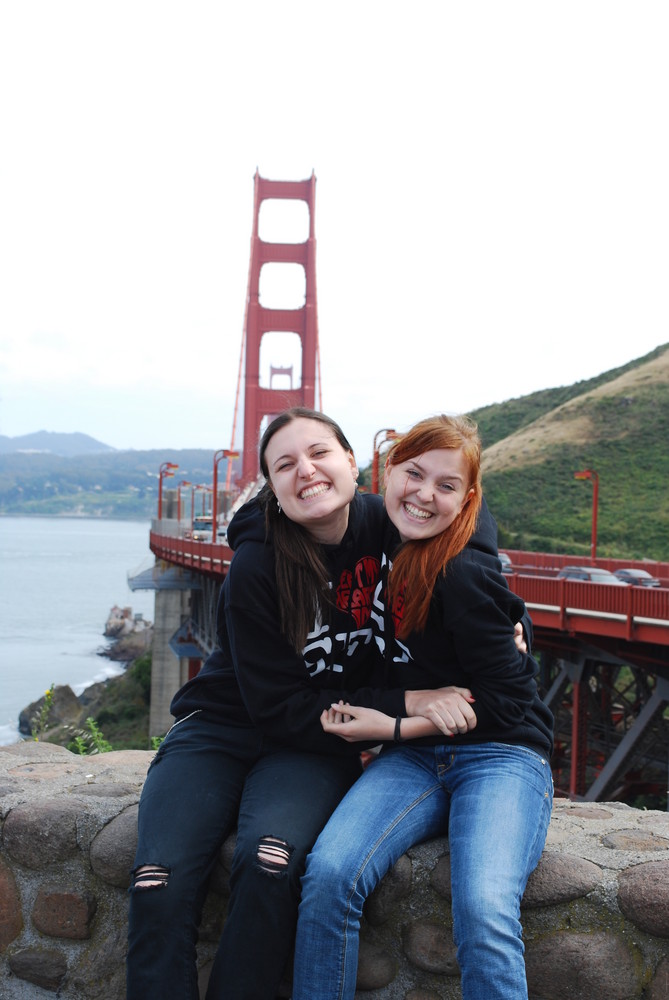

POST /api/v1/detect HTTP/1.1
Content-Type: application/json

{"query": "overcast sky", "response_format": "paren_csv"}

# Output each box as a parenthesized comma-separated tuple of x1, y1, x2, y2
(1, 1, 667, 466)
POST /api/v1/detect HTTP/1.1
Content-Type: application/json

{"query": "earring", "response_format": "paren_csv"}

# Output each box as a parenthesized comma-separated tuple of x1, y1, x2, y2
(276, 498, 282, 513)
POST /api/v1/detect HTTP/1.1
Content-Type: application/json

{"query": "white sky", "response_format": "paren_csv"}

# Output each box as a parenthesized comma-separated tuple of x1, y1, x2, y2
(1, 1, 667, 466)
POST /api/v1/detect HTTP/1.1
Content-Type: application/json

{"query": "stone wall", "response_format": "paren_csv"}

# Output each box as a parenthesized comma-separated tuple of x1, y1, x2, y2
(1, 742, 669, 1000)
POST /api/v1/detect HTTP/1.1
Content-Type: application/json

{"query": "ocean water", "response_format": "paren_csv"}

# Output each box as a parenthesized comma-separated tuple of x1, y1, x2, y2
(0, 517, 156, 745)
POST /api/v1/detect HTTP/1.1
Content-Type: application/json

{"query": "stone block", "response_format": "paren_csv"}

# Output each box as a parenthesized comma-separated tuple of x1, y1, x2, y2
(402, 918, 459, 976)
(525, 930, 640, 1000)
(365, 854, 413, 926)
(0, 859, 23, 951)
(522, 852, 603, 907)
(32, 886, 97, 940)
(89, 805, 139, 888)
(3, 800, 79, 869)
(648, 955, 669, 1000)
(7, 946, 68, 991)
(356, 940, 398, 991)
(617, 860, 669, 937)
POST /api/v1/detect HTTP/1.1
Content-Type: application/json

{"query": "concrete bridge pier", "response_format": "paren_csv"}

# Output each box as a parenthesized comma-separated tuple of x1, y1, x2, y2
(149, 585, 191, 739)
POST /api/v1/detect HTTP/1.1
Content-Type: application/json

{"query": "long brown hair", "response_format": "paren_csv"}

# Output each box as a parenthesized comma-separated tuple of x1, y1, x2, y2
(258, 408, 355, 652)
(386, 414, 482, 638)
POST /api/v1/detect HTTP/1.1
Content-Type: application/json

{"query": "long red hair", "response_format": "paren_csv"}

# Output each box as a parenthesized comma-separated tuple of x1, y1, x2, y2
(386, 414, 482, 638)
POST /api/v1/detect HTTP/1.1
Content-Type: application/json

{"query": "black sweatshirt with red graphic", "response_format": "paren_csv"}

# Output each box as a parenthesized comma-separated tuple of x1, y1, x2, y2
(170, 491, 407, 757)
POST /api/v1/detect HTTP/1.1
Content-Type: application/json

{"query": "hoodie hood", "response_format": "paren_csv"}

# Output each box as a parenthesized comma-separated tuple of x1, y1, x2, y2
(469, 497, 500, 560)
(227, 494, 267, 550)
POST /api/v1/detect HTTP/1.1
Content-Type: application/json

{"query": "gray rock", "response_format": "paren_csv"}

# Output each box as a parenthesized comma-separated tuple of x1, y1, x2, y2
(617, 860, 669, 937)
(525, 930, 639, 1000)
(365, 854, 413, 926)
(402, 918, 459, 976)
(356, 940, 397, 990)
(7, 946, 68, 991)
(522, 852, 603, 907)
(89, 805, 139, 888)
(0, 859, 23, 949)
(4, 800, 80, 869)
(32, 886, 97, 940)
(648, 955, 669, 1000)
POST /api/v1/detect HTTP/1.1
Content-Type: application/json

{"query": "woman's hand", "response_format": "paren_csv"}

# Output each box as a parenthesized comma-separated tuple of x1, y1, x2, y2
(321, 703, 394, 743)
(514, 621, 527, 653)
(404, 686, 478, 737)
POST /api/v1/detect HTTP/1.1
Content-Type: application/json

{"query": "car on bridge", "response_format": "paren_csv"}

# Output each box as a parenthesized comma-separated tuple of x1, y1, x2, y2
(556, 566, 629, 585)
(614, 568, 661, 587)
(499, 552, 513, 574)
(191, 516, 213, 542)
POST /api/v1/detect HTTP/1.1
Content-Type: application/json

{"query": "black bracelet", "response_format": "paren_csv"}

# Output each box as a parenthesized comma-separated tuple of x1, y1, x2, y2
(394, 716, 402, 743)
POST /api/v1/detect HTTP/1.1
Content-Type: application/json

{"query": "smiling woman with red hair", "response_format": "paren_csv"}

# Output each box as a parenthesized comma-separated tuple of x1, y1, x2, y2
(384, 414, 483, 636)
(292, 413, 554, 1000)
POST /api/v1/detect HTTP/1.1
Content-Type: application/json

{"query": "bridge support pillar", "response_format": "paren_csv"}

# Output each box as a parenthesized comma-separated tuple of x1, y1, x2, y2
(149, 587, 191, 737)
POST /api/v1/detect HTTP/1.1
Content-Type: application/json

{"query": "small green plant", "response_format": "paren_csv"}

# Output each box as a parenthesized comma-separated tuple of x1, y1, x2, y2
(31, 684, 55, 741)
(69, 732, 90, 755)
(85, 717, 112, 753)
(65, 717, 113, 755)
(150, 734, 165, 751)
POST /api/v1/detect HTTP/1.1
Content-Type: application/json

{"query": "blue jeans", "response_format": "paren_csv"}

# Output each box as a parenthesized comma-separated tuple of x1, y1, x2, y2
(293, 742, 553, 1000)
(126, 714, 361, 1000)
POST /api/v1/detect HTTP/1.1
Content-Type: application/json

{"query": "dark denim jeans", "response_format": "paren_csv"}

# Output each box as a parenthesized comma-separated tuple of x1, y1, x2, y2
(126, 713, 360, 1000)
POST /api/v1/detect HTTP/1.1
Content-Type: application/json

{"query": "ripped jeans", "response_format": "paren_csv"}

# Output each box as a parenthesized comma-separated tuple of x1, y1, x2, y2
(126, 713, 361, 1000)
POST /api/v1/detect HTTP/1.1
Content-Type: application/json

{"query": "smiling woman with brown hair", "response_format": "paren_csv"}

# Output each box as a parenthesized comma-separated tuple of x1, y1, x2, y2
(126, 408, 466, 1000)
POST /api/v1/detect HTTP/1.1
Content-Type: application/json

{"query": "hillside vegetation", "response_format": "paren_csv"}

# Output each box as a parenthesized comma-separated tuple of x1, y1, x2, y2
(472, 344, 669, 560)
(0, 448, 220, 519)
(1, 343, 668, 560)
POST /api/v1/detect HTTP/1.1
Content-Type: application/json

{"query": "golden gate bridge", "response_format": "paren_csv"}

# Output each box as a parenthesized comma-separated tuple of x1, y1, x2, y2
(138, 171, 669, 808)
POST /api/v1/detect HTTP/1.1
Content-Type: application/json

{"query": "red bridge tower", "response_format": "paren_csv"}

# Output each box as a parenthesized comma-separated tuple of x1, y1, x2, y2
(238, 170, 321, 485)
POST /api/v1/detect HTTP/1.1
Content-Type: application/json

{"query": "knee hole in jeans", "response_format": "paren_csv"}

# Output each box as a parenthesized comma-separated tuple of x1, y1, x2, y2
(256, 835, 293, 877)
(132, 864, 170, 889)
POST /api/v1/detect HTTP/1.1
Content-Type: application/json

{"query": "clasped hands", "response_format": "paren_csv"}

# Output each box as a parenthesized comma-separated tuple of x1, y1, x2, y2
(321, 619, 526, 742)
(321, 685, 477, 744)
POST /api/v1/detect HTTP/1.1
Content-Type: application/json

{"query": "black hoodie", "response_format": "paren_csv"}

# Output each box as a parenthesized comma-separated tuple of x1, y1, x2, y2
(377, 500, 554, 757)
(170, 491, 407, 757)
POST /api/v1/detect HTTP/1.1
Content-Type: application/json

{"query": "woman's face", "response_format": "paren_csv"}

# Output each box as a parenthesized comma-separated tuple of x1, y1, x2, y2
(384, 447, 473, 542)
(264, 418, 358, 544)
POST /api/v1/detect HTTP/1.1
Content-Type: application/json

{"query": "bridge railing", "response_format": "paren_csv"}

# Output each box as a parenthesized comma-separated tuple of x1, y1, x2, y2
(147, 530, 669, 648)
(511, 574, 669, 649)
(150, 531, 234, 577)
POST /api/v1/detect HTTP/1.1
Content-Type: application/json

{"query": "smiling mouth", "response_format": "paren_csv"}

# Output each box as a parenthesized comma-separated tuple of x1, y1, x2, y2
(299, 483, 331, 501)
(403, 502, 432, 521)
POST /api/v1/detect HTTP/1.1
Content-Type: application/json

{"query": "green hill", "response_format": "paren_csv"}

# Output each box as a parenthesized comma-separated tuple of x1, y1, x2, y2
(0, 449, 227, 519)
(472, 344, 669, 560)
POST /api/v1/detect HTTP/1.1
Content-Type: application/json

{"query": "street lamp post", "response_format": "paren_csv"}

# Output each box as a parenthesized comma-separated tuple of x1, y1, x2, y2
(212, 450, 240, 539)
(372, 428, 400, 494)
(191, 485, 209, 523)
(574, 469, 599, 560)
(177, 481, 192, 523)
(158, 462, 179, 519)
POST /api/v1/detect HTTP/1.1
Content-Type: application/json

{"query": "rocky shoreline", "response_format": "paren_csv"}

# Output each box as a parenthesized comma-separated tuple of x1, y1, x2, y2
(17, 607, 153, 741)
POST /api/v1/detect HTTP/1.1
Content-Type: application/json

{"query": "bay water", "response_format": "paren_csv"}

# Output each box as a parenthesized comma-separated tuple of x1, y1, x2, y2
(0, 517, 156, 745)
